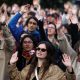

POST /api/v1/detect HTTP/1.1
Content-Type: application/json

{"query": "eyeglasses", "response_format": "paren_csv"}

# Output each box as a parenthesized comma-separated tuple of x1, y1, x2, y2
(28, 21, 37, 25)
(23, 41, 33, 44)
(36, 47, 47, 52)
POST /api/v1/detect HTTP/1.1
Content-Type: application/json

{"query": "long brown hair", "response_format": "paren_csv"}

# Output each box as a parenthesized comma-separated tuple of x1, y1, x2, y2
(26, 41, 55, 80)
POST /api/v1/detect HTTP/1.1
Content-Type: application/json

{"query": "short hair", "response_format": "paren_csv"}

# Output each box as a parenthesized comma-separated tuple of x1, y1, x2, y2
(28, 11, 36, 17)
(25, 16, 38, 26)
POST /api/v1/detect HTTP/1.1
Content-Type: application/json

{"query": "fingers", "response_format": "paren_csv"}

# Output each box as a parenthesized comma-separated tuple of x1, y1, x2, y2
(15, 57, 18, 62)
(62, 59, 65, 64)
(62, 53, 72, 66)
(20, 5, 29, 14)
(62, 54, 71, 62)
(10, 51, 18, 65)
(12, 51, 18, 57)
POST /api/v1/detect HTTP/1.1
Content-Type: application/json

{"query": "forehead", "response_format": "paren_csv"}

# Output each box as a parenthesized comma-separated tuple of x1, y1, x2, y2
(24, 37, 32, 41)
(48, 24, 55, 29)
(38, 44, 46, 48)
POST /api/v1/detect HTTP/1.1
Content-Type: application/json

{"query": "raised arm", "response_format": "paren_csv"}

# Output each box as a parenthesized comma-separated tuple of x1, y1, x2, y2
(57, 31, 77, 63)
(8, 5, 28, 42)
(38, 20, 48, 41)
(8, 12, 23, 42)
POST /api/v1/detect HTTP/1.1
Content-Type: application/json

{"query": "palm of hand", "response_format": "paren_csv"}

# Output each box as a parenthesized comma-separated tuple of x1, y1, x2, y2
(62, 54, 72, 67)
(10, 51, 18, 64)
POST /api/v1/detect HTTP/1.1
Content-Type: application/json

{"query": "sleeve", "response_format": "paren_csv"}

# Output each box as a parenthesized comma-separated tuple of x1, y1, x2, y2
(38, 20, 48, 41)
(8, 64, 30, 80)
(65, 69, 76, 80)
(8, 63, 22, 80)
(1, 25, 15, 53)
(68, 23, 79, 47)
(8, 12, 24, 42)
(45, 65, 66, 80)
(58, 33, 77, 63)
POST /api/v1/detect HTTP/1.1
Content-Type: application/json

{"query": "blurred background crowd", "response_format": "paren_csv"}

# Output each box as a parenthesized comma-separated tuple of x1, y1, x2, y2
(0, 0, 80, 80)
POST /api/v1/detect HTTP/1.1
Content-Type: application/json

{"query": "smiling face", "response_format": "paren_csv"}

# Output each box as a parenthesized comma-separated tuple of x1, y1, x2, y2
(22, 37, 33, 51)
(27, 18, 37, 31)
(36, 43, 47, 59)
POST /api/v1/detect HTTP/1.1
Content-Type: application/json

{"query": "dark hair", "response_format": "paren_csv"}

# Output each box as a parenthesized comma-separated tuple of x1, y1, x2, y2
(26, 41, 55, 80)
(16, 34, 37, 71)
(28, 11, 36, 17)
(20, 34, 36, 51)
(25, 16, 38, 26)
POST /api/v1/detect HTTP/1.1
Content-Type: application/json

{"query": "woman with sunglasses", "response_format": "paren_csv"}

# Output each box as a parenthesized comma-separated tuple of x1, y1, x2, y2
(9, 41, 66, 80)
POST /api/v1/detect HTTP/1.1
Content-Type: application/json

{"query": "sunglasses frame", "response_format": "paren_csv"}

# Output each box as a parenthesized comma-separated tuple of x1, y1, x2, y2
(36, 47, 47, 52)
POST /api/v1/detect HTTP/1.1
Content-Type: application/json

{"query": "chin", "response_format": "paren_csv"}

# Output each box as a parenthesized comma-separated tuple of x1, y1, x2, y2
(37, 56, 45, 59)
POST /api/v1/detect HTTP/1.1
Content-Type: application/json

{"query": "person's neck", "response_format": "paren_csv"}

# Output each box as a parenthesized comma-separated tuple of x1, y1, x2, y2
(27, 29, 35, 32)
(37, 58, 45, 67)
(23, 49, 29, 52)
(48, 34, 54, 38)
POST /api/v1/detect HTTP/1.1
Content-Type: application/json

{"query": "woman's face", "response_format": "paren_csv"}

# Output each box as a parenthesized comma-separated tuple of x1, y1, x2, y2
(23, 37, 33, 51)
(36, 44, 47, 59)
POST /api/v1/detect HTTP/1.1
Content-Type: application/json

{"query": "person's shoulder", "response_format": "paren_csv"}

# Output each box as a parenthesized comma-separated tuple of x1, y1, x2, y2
(33, 30, 40, 35)
(48, 64, 65, 77)
(49, 64, 63, 72)
(21, 64, 30, 79)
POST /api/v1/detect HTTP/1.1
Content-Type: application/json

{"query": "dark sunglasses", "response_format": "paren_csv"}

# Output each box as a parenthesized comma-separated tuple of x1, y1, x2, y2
(36, 47, 47, 52)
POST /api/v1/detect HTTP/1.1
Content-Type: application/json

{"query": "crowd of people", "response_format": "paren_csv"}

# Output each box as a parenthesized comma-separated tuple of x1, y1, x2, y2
(0, 1, 80, 80)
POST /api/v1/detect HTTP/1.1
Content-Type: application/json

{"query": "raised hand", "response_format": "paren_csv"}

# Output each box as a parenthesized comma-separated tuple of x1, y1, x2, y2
(62, 53, 74, 73)
(20, 5, 30, 14)
(56, 17, 62, 29)
(62, 53, 72, 67)
(70, 14, 78, 24)
(10, 51, 18, 65)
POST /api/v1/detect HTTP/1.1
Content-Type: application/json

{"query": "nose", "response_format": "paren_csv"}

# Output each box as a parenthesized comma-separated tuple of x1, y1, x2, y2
(30, 23, 34, 27)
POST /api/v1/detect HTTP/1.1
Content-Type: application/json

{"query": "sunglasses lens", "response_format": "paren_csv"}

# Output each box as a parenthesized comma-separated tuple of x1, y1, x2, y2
(41, 49, 46, 52)
(36, 47, 46, 52)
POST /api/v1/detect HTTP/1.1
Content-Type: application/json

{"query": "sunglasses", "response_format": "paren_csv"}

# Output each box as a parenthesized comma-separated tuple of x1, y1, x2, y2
(36, 47, 47, 52)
